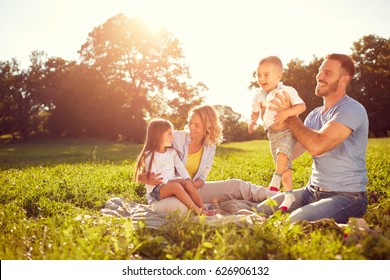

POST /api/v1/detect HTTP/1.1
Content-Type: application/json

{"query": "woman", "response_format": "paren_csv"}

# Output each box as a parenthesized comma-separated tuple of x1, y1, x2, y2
(138, 104, 277, 214)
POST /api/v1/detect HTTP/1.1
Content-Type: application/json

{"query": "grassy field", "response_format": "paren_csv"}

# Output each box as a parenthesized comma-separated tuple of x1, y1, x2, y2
(0, 138, 389, 260)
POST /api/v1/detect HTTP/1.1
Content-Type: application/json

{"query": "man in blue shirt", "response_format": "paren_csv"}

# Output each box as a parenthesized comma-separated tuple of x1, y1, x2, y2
(256, 53, 369, 223)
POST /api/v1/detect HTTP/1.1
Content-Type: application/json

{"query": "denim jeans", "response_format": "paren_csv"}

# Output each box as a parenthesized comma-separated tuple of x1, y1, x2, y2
(256, 184, 368, 223)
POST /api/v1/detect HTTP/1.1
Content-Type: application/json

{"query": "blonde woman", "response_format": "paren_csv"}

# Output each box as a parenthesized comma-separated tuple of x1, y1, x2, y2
(138, 105, 277, 214)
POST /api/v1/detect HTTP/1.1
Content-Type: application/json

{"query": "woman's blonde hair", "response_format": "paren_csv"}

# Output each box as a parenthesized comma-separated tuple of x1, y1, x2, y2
(188, 105, 224, 146)
(134, 118, 173, 181)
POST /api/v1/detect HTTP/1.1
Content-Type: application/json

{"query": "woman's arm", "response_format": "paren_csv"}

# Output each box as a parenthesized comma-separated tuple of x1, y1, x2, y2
(137, 172, 163, 185)
(137, 154, 163, 185)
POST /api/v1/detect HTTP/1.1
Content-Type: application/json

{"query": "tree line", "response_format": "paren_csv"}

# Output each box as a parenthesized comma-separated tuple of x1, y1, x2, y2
(1, 13, 389, 143)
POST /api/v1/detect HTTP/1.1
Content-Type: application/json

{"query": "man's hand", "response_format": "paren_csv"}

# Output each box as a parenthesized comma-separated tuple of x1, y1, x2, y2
(269, 90, 291, 112)
(274, 110, 289, 124)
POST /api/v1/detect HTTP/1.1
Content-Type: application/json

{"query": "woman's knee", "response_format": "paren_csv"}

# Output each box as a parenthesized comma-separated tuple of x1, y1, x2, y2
(151, 197, 188, 214)
(228, 178, 245, 186)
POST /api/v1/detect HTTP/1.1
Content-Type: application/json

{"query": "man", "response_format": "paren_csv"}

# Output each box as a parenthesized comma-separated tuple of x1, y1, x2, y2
(257, 53, 369, 223)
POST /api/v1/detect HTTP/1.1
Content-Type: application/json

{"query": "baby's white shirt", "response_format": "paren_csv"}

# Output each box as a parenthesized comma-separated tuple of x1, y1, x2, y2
(251, 82, 304, 130)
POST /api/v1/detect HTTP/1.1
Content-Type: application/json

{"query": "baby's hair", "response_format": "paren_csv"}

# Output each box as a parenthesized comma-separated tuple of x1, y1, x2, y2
(188, 105, 224, 146)
(134, 118, 173, 181)
(259, 56, 283, 72)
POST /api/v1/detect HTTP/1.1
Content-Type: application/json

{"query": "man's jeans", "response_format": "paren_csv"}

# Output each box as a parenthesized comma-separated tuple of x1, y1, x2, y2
(256, 184, 368, 223)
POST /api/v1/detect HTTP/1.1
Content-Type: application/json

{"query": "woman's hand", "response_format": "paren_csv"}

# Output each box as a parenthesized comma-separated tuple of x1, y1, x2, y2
(137, 172, 163, 185)
(192, 178, 204, 189)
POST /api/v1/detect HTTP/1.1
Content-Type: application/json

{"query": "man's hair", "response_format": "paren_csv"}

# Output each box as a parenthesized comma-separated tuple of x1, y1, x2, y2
(259, 56, 283, 72)
(325, 53, 356, 79)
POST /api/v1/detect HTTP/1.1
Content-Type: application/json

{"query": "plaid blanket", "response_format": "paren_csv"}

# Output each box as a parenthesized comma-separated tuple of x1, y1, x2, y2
(100, 197, 265, 229)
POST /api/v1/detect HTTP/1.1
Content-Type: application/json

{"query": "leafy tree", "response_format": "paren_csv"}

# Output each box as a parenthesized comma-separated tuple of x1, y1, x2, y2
(213, 105, 265, 142)
(78, 14, 204, 142)
(283, 57, 323, 120)
(0, 52, 47, 140)
(164, 82, 206, 130)
(214, 105, 242, 142)
(41, 58, 122, 138)
(350, 34, 390, 137)
(0, 59, 23, 139)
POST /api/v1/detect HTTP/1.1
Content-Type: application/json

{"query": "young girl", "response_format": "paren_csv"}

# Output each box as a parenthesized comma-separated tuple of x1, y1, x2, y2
(134, 118, 214, 216)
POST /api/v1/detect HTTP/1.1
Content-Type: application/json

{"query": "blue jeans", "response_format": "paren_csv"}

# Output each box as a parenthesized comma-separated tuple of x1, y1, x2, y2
(256, 184, 368, 223)
(147, 185, 163, 204)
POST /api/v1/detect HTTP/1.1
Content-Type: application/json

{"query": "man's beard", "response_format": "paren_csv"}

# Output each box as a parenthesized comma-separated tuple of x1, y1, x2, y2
(315, 78, 340, 97)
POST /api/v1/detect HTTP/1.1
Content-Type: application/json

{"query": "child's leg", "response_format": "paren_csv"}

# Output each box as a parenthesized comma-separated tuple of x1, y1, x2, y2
(159, 182, 203, 215)
(279, 169, 295, 211)
(269, 152, 289, 191)
(281, 168, 292, 192)
(181, 181, 216, 215)
(181, 180, 203, 209)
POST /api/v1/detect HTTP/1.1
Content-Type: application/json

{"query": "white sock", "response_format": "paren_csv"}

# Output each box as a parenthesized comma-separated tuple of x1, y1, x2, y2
(269, 172, 282, 191)
(279, 191, 295, 211)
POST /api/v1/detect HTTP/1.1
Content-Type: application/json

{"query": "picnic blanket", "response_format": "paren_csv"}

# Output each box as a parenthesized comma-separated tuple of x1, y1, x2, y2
(99, 198, 376, 241)
(100, 197, 265, 229)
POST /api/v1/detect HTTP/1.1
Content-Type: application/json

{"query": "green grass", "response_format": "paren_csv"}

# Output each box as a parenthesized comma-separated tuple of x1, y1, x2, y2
(0, 138, 389, 259)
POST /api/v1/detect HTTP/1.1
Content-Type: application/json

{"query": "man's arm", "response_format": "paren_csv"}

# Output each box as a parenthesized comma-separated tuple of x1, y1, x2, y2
(291, 141, 306, 160)
(275, 103, 306, 124)
(286, 116, 352, 156)
(270, 91, 353, 156)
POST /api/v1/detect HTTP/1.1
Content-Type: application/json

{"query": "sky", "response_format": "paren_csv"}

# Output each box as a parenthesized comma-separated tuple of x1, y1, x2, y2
(1, 0, 389, 119)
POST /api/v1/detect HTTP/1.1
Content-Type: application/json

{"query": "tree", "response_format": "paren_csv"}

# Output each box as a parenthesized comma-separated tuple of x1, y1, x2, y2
(350, 34, 390, 137)
(0, 52, 47, 140)
(164, 82, 206, 130)
(213, 105, 265, 142)
(214, 105, 242, 142)
(41, 58, 122, 138)
(78, 14, 204, 142)
(283, 57, 323, 120)
(0, 59, 23, 139)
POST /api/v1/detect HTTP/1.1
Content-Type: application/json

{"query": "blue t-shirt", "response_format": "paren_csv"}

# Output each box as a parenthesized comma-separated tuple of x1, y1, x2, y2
(304, 95, 368, 192)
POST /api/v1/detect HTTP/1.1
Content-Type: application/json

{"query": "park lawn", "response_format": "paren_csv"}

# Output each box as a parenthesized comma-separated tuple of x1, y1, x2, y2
(0, 137, 389, 260)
